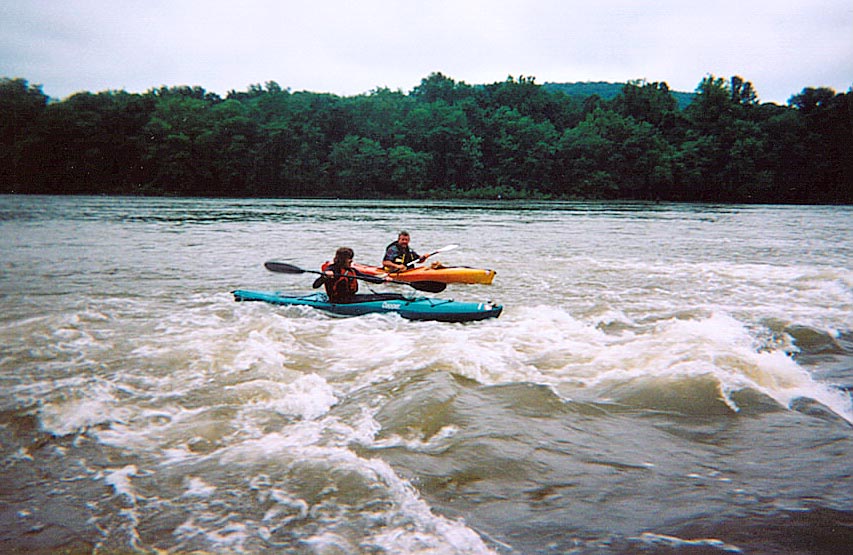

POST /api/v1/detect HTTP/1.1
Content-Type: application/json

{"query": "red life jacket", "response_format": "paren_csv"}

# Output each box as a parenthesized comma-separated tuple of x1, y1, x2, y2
(321, 262, 358, 303)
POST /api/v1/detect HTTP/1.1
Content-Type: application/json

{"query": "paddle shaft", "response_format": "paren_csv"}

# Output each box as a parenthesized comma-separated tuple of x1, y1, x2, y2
(264, 261, 446, 293)
(404, 244, 459, 268)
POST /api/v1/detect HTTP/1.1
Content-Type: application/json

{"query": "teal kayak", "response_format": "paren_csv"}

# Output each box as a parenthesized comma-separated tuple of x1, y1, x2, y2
(232, 290, 502, 323)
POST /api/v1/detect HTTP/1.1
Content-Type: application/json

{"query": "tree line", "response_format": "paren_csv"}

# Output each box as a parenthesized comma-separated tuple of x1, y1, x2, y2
(1, 72, 850, 203)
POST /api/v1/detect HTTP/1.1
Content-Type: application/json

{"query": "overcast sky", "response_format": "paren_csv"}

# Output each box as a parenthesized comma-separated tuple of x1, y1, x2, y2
(1, 0, 850, 104)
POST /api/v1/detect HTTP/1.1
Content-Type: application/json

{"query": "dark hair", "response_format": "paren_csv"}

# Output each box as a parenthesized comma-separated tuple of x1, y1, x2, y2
(333, 247, 354, 266)
(398, 231, 410, 237)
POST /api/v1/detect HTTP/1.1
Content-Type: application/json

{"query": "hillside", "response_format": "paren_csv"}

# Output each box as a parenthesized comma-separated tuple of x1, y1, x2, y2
(543, 81, 695, 110)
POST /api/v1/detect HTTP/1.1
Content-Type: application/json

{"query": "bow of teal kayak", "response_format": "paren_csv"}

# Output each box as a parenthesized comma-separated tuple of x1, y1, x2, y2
(232, 289, 502, 323)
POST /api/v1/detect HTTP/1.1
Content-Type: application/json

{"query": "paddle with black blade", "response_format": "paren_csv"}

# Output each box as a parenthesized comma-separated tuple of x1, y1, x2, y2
(405, 244, 460, 269)
(264, 261, 447, 293)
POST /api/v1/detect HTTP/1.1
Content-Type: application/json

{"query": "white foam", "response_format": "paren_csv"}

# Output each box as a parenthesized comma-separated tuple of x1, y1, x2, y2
(211, 423, 496, 553)
(569, 311, 853, 422)
(260, 490, 308, 525)
(104, 464, 139, 501)
(95, 405, 212, 453)
(174, 517, 249, 550)
(365, 457, 497, 554)
(218, 426, 326, 464)
(302, 531, 359, 553)
(231, 327, 293, 372)
(182, 476, 216, 498)
(360, 303, 853, 423)
(39, 388, 131, 436)
(636, 532, 743, 553)
(370, 425, 461, 453)
(263, 373, 339, 420)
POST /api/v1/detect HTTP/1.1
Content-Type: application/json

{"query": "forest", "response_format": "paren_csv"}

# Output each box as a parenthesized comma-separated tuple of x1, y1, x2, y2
(1, 72, 851, 203)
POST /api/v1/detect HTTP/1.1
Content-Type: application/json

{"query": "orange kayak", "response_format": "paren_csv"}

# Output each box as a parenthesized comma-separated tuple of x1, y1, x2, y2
(352, 262, 496, 285)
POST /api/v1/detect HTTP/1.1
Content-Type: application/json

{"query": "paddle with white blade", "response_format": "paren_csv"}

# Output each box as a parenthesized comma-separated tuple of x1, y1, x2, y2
(406, 244, 459, 268)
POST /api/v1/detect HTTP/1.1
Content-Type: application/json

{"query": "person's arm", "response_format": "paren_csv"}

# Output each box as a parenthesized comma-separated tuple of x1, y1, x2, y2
(313, 268, 335, 288)
(382, 246, 407, 272)
(386, 261, 407, 272)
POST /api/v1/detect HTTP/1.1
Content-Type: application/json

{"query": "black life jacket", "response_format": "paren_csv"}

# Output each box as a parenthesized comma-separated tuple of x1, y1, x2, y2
(384, 241, 419, 267)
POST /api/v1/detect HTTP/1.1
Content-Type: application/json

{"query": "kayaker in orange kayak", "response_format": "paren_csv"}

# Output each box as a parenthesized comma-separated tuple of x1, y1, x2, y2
(382, 231, 429, 272)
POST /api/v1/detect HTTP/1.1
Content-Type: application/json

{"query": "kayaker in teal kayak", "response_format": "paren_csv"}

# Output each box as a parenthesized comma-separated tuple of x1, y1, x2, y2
(313, 247, 360, 303)
(382, 231, 429, 272)
(315, 247, 397, 303)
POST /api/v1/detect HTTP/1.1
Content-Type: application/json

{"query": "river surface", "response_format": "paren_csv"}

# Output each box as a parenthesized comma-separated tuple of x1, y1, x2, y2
(1, 195, 851, 554)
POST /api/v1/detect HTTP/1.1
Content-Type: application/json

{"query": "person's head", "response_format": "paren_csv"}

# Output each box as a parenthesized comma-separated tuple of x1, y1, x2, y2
(397, 231, 410, 248)
(334, 247, 354, 267)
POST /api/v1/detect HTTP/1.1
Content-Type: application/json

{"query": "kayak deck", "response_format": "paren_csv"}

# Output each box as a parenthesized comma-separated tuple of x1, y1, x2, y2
(232, 290, 502, 322)
(351, 262, 496, 285)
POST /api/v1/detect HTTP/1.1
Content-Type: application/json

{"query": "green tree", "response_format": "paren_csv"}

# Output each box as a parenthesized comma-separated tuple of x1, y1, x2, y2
(556, 108, 674, 199)
(614, 80, 677, 124)
(787, 88, 852, 202)
(325, 135, 388, 197)
(196, 99, 261, 196)
(0, 78, 49, 191)
(246, 89, 334, 197)
(411, 72, 474, 105)
(730, 76, 758, 106)
(24, 90, 155, 194)
(2, 71, 850, 203)
(789, 87, 837, 113)
(398, 101, 481, 190)
(752, 104, 809, 201)
(613, 80, 688, 139)
(679, 75, 771, 201)
(388, 145, 432, 197)
(143, 92, 216, 195)
(479, 75, 580, 130)
(343, 87, 414, 146)
(480, 106, 557, 194)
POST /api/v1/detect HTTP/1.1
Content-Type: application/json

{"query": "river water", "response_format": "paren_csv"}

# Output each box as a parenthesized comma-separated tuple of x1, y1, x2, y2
(1, 195, 851, 554)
